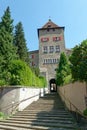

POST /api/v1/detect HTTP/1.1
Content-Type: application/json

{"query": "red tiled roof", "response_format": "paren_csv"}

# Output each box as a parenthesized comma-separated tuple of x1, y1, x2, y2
(42, 19, 60, 28)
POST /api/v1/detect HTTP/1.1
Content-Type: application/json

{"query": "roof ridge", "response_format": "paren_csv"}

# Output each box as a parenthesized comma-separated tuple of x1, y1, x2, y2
(42, 19, 59, 29)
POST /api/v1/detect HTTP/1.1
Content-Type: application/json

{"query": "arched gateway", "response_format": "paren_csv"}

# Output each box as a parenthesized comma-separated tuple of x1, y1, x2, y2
(49, 79, 57, 92)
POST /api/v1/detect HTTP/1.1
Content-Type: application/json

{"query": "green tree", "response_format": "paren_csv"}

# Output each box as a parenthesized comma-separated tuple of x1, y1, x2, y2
(14, 22, 29, 64)
(69, 40, 87, 82)
(78, 40, 87, 82)
(56, 52, 71, 86)
(0, 6, 17, 85)
(69, 40, 87, 93)
(0, 6, 17, 70)
(69, 45, 81, 81)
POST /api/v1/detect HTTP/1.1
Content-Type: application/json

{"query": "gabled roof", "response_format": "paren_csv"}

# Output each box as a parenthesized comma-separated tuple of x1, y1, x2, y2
(42, 19, 59, 28)
(37, 19, 65, 37)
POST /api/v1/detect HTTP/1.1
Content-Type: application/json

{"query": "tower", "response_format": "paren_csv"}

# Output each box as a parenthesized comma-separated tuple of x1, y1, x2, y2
(38, 19, 65, 91)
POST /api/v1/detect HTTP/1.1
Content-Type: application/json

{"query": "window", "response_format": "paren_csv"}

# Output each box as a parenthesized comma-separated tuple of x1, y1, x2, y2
(43, 59, 58, 64)
(52, 59, 57, 64)
(47, 28, 49, 32)
(48, 59, 52, 64)
(41, 37, 49, 42)
(55, 45, 60, 53)
(32, 54, 34, 59)
(32, 62, 35, 66)
(53, 36, 62, 42)
(49, 46, 54, 53)
(44, 59, 46, 64)
(43, 59, 47, 64)
(43, 46, 48, 53)
(47, 24, 51, 28)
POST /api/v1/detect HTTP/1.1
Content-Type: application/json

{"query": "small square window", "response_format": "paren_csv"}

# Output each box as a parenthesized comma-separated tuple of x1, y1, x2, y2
(49, 46, 54, 53)
(32, 55, 34, 59)
(43, 46, 48, 53)
(55, 45, 60, 53)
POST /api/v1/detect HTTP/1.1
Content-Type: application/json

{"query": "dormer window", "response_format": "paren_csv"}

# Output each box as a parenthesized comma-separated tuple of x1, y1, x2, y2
(47, 24, 51, 28)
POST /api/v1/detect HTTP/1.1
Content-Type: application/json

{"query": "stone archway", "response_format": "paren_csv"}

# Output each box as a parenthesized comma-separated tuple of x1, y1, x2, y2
(49, 79, 57, 92)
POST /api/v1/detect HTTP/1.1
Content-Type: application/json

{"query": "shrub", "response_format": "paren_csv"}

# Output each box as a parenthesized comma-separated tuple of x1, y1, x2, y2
(0, 79, 6, 86)
(0, 112, 5, 119)
(9, 60, 47, 87)
(64, 74, 72, 85)
(83, 108, 87, 116)
(9, 60, 33, 86)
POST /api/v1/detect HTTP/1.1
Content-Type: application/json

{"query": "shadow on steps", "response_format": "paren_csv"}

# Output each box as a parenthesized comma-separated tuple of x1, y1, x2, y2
(29, 92, 79, 130)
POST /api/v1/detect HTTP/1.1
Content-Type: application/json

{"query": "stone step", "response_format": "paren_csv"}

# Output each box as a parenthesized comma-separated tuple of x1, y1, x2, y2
(27, 107, 65, 110)
(28, 102, 64, 106)
(14, 113, 72, 118)
(15, 110, 71, 114)
(28, 104, 64, 108)
(21, 108, 67, 111)
(7, 117, 74, 124)
(38, 106, 65, 109)
(0, 120, 77, 129)
(0, 124, 76, 130)
(20, 111, 69, 115)
(11, 114, 73, 120)
(0, 128, 6, 130)
(27, 104, 65, 109)
(10, 115, 74, 121)
(0, 93, 78, 129)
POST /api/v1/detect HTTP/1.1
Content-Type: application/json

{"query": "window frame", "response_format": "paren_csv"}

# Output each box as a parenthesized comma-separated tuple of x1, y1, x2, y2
(49, 46, 54, 53)
(43, 46, 48, 53)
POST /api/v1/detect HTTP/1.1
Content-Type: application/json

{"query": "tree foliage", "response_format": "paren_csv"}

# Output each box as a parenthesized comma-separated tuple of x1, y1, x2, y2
(31, 67, 40, 77)
(0, 6, 17, 70)
(56, 52, 71, 86)
(9, 60, 46, 87)
(14, 22, 29, 64)
(0, 6, 46, 87)
(69, 40, 87, 82)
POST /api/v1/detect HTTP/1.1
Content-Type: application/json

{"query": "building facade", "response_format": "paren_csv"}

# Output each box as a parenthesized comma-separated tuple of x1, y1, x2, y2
(30, 19, 67, 91)
(29, 50, 39, 67)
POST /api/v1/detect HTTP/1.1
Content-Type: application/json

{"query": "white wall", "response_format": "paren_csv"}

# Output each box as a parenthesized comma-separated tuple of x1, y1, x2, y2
(0, 87, 48, 115)
(18, 88, 44, 111)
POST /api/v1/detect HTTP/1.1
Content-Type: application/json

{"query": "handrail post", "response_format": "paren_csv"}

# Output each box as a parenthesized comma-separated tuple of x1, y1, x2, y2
(11, 101, 14, 114)
(75, 108, 79, 122)
(70, 102, 72, 111)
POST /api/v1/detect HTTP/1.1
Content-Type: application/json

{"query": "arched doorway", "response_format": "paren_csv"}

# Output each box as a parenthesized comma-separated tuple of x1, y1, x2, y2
(49, 79, 57, 92)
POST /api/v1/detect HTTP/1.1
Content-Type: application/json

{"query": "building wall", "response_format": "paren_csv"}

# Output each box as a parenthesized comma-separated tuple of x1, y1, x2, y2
(29, 50, 39, 67)
(39, 28, 66, 82)
(29, 21, 68, 89)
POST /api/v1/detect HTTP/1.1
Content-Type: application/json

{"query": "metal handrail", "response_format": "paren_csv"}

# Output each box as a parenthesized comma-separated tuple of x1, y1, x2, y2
(13, 93, 40, 111)
(1, 93, 41, 113)
(58, 89, 87, 120)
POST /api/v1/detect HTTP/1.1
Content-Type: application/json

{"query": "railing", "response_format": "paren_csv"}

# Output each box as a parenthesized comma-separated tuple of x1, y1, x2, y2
(58, 90, 87, 122)
(0, 90, 45, 115)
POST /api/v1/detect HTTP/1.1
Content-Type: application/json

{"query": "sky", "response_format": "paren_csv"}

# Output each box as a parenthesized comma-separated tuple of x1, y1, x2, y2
(0, 0, 87, 51)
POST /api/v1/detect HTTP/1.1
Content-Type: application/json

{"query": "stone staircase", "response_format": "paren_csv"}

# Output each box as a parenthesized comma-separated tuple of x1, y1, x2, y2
(0, 93, 78, 130)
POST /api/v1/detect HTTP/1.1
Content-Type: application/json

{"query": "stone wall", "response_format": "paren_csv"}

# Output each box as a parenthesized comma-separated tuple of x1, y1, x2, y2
(0, 87, 48, 115)
(39, 28, 66, 84)
(58, 82, 86, 113)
